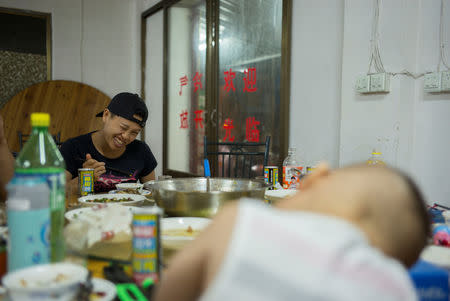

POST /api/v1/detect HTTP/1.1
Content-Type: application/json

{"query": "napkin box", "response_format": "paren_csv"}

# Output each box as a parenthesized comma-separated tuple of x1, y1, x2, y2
(409, 260, 449, 301)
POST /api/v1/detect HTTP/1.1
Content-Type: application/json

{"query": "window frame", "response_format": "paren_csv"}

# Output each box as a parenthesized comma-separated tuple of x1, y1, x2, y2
(141, 0, 292, 177)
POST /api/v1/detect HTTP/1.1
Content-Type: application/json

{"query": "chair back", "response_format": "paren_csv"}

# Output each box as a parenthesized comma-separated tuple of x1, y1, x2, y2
(204, 136, 270, 178)
(18, 131, 62, 150)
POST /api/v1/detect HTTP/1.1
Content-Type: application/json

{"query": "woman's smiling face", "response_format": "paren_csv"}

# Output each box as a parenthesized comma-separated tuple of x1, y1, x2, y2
(102, 109, 142, 151)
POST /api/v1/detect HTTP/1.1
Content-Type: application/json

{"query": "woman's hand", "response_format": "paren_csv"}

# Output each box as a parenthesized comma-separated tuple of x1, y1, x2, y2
(82, 153, 106, 181)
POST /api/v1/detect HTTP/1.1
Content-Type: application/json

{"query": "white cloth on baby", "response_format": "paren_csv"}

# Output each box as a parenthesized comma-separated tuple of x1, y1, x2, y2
(199, 199, 418, 301)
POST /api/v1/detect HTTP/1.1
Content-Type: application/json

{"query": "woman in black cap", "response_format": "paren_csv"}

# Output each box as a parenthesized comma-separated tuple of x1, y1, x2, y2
(60, 92, 157, 193)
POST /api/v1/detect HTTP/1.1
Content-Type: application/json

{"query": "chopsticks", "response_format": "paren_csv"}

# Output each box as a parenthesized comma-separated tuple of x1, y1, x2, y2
(105, 166, 133, 177)
(75, 158, 133, 177)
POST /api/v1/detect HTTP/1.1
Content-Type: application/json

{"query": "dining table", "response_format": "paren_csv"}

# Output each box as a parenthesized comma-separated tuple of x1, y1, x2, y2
(64, 190, 156, 300)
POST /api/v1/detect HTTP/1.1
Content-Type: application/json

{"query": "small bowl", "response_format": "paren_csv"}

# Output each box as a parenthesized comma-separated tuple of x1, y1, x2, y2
(115, 183, 144, 194)
(2, 262, 88, 301)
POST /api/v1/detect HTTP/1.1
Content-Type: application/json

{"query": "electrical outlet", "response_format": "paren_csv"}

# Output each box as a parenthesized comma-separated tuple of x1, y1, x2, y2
(424, 72, 441, 93)
(355, 75, 370, 93)
(441, 71, 450, 92)
(369, 72, 390, 93)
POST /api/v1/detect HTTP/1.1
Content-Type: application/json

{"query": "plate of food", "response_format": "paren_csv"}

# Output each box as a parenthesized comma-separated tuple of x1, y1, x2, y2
(78, 193, 146, 206)
(65, 205, 137, 222)
(161, 217, 211, 249)
(161, 217, 211, 265)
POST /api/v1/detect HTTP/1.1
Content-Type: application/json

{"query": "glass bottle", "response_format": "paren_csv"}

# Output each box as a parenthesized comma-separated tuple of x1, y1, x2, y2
(366, 149, 385, 165)
(15, 113, 66, 262)
(282, 147, 303, 189)
(7, 176, 50, 271)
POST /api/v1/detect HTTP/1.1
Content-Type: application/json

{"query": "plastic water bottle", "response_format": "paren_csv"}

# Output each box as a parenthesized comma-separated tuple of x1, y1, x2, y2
(14, 113, 66, 262)
(366, 149, 385, 165)
(282, 147, 303, 189)
(7, 176, 50, 271)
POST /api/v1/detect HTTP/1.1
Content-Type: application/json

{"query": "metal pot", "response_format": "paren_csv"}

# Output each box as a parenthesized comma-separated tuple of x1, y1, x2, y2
(144, 178, 268, 217)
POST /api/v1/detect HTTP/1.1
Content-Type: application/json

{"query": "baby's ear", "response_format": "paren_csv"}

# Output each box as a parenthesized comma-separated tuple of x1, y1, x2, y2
(299, 162, 329, 190)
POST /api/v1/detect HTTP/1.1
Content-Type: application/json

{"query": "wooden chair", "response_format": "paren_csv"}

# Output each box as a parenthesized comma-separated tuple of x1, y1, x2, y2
(18, 131, 62, 150)
(204, 136, 270, 178)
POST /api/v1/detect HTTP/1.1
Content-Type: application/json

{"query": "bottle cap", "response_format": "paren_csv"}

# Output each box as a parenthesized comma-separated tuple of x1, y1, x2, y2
(31, 113, 50, 127)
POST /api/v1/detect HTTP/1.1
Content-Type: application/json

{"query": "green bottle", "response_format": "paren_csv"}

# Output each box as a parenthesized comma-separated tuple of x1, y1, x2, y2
(15, 113, 66, 262)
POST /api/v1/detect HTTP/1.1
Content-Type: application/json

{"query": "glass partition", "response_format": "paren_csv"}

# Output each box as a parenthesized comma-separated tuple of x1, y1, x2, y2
(217, 0, 283, 169)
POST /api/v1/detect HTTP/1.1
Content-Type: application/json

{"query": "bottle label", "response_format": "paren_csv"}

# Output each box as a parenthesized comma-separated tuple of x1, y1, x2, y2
(14, 171, 66, 262)
(14, 171, 65, 210)
(7, 208, 50, 271)
(283, 166, 303, 189)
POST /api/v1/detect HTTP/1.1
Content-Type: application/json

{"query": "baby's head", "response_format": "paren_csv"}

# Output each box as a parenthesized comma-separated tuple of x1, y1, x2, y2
(283, 163, 430, 267)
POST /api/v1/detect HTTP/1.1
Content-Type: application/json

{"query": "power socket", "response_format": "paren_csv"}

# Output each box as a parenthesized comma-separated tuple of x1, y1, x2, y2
(355, 75, 370, 93)
(369, 72, 390, 93)
(441, 71, 450, 92)
(424, 72, 441, 93)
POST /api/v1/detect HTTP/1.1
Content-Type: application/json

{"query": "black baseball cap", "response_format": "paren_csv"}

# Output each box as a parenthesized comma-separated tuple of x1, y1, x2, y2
(96, 92, 148, 127)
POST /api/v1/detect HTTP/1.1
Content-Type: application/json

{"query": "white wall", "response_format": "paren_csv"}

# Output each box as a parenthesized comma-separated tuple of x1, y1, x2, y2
(289, 0, 344, 168)
(0, 0, 138, 97)
(144, 8, 164, 178)
(340, 0, 450, 205)
(167, 8, 192, 173)
(340, 0, 420, 169)
(412, 0, 450, 205)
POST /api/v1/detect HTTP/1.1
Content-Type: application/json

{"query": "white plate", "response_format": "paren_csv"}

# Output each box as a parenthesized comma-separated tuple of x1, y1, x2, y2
(264, 189, 297, 202)
(91, 278, 116, 301)
(161, 217, 211, 250)
(78, 193, 146, 206)
(65, 205, 137, 222)
(3, 263, 88, 301)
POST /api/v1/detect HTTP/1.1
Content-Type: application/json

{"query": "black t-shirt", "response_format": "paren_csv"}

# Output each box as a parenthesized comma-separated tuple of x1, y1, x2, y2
(60, 132, 157, 192)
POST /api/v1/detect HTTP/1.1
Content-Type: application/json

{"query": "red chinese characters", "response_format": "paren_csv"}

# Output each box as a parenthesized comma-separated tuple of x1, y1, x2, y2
(245, 117, 260, 142)
(178, 73, 204, 96)
(193, 72, 203, 92)
(223, 118, 235, 142)
(179, 110, 188, 129)
(179, 111, 262, 144)
(178, 68, 258, 97)
(223, 69, 236, 92)
(243, 68, 257, 92)
(194, 110, 204, 129)
(179, 75, 189, 96)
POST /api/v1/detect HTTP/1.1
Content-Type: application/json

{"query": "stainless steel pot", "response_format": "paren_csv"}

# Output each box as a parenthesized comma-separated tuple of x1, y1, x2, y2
(144, 177, 267, 217)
